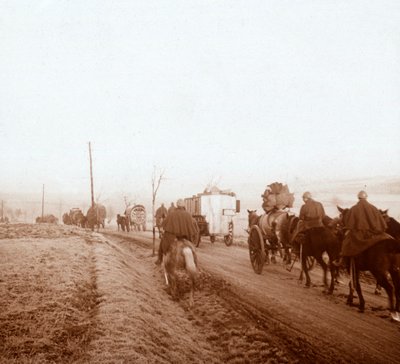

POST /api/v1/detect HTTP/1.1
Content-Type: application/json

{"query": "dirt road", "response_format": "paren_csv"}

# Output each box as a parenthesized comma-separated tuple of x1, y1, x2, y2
(104, 229, 400, 363)
(1, 224, 399, 363)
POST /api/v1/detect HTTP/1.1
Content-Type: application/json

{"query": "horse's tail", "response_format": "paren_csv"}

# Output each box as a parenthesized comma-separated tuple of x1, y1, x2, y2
(182, 246, 198, 279)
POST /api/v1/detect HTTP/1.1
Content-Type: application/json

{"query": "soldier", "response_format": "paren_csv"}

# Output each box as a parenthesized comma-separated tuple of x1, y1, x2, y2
(291, 192, 326, 251)
(155, 199, 198, 265)
(334, 191, 389, 266)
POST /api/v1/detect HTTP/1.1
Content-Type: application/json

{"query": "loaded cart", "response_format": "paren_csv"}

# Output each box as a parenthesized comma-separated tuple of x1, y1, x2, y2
(184, 187, 240, 247)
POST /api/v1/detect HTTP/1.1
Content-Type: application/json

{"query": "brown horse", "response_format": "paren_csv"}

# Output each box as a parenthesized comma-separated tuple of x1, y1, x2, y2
(337, 206, 400, 316)
(163, 239, 198, 308)
(285, 215, 341, 293)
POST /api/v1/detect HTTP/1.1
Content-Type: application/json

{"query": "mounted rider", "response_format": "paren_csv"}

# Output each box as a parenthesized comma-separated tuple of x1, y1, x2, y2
(291, 192, 326, 252)
(155, 199, 198, 265)
(334, 191, 392, 266)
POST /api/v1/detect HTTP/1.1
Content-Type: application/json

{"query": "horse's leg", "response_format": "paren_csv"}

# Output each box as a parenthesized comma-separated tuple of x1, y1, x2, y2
(347, 281, 354, 306)
(374, 283, 382, 295)
(373, 269, 395, 312)
(390, 256, 400, 312)
(302, 253, 311, 287)
(354, 267, 365, 312)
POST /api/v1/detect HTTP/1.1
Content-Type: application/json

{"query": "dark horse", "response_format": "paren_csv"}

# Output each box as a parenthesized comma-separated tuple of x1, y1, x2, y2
(337, 206, 400, 318)
(287, 215, 341, 294)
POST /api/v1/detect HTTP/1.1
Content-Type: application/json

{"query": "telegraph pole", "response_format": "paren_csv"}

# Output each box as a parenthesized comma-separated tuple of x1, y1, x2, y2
(41, 184, 45, 220)
(89, 142, 95, 208)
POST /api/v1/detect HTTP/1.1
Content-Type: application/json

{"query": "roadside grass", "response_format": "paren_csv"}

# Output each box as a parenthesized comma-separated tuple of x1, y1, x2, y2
(0, 234, 98, 363)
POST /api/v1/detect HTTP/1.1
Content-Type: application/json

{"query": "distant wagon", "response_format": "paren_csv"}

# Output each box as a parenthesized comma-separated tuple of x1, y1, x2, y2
(184, 187, 240, 247)
(125, 204, 146, 231)
(69, 208, 85, 226)
(86, 204, 107, 231)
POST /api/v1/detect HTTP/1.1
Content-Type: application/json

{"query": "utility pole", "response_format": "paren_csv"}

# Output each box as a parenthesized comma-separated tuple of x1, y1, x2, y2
(89, 142, 95, 208)
(41, 184, 45, 221)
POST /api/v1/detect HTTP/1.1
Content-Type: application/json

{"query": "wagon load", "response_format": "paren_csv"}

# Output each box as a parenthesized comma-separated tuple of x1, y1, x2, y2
(261, 182, 294, 212)
(86, 204, 106, 230)
(69, 208, 85, 226)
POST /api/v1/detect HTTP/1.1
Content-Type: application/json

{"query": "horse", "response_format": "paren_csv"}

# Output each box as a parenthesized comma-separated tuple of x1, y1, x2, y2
(162, 238, 198, 308)
(286, 215, 341, 293)
(337, 206, 400, 317)
(247, 209, 291, 264)
(117, 214, 130, 232)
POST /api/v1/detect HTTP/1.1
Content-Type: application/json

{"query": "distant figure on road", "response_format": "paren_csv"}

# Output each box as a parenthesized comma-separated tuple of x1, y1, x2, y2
(155, 203, 168, 238)
(168, 202, 175, 213)
(155, 199, 198, 265)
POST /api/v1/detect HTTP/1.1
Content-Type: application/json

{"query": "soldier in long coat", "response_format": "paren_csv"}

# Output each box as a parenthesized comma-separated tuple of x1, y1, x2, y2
(155, 199, 198, 265)
(334, 191, 391, 266)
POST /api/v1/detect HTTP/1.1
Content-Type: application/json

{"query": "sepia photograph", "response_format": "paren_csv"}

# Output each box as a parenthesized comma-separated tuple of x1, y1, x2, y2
(1, 1, 400, 363)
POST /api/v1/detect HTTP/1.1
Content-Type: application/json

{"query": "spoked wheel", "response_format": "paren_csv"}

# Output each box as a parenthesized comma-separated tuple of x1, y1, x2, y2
(224, 221, 234, 246)
(210, 235, 216, 243)
(248, 225, 266, 274)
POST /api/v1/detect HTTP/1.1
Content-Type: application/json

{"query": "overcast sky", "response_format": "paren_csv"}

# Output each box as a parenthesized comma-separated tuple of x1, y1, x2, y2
(1, 1, 399, 206)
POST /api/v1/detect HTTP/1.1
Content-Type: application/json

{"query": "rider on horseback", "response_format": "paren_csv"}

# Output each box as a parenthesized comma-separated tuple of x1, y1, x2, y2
(291, 191, 326, 253)
(333, 191, 391, 266)
(155, 199, 198, 265)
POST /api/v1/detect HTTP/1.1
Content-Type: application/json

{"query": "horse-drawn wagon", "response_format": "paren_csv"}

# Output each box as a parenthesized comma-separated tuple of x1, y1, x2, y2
(247, 182, 314, 274)
(125, 204, 147, 231)
(184, 187, 240, 247)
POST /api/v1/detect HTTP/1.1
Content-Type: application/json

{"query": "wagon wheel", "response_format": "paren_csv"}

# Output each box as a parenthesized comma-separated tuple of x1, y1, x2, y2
(248, 225, 266, 274)
(224, 221, 234, 246)
(210, 235, 216, 243)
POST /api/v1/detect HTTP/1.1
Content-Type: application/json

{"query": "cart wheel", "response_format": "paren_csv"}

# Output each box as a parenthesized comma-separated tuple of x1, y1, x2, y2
(248, 225, 266, 274)
(224, 222, 234, 246)
(210, 235, 216, 243)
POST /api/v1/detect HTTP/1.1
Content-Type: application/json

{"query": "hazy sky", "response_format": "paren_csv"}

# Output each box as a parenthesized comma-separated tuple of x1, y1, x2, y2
(1, 1, 399, 206)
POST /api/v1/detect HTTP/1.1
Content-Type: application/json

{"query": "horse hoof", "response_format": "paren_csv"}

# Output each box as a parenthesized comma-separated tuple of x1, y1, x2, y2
(390, 312, 400, 322)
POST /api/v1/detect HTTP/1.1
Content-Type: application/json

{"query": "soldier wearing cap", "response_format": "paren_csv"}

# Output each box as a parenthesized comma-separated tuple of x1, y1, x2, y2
(155, 198, 198, 265)
(299, 191, 325, 230)
(291, 192, 326, 250)
(333, 191, 388, 266)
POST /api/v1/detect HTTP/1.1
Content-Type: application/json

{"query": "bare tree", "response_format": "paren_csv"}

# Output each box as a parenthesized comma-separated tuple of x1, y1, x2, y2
(151, 166, 165, 255)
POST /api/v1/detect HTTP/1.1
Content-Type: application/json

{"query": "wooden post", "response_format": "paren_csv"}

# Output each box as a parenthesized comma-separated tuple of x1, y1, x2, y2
(41, 184, 45, 221)
(89, 142, 95, 208)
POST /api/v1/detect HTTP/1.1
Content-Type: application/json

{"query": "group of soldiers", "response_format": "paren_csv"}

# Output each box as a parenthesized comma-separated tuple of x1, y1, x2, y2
(284, 190, 390, 265)
(153, 188, 390, 267)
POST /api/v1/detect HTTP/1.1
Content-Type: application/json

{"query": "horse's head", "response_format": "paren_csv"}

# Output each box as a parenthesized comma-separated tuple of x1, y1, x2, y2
(379, 209, 390, 224)
(247, 209, 259, 229)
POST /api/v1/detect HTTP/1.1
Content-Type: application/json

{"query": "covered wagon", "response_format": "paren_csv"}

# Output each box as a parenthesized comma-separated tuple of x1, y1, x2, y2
(86, 204, 106, 231)
(184, 187, 240, 246)
(125, 204, 147, 231)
